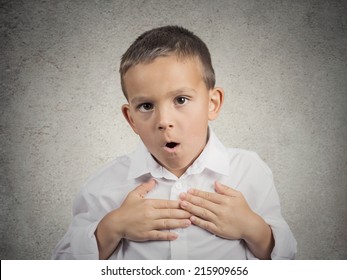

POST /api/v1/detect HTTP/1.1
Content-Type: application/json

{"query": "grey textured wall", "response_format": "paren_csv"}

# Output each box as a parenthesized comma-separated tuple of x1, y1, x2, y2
(1, 0, 346, 259)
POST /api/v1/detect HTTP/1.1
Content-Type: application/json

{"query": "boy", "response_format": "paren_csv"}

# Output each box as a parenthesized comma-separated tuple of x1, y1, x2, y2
(53, 26, 297, 260)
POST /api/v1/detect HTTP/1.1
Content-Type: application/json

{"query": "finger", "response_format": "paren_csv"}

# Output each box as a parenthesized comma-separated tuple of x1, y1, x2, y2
(190, 216, 219, 235)
(214, 181, 239, 197)
(151, 199, 181, 209)
(185, 188, 223, 204)
(180, 192, 219, 214)
(133, 179, 157, 198)
(180, 200, 216, 221)
(145, 230, 179, 241)
(153, 218, 191, 230)
(152, 208, 191, 219)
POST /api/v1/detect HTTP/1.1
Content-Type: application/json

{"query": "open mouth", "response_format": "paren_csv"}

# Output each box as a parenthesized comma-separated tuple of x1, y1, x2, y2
(165, 142, 179, 149)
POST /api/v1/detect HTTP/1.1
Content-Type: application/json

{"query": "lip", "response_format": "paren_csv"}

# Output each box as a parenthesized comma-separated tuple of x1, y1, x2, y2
(163, 143, 180, 154)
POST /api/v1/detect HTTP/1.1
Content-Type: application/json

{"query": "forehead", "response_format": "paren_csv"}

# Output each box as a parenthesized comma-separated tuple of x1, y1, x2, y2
(123, 55, 205, 97)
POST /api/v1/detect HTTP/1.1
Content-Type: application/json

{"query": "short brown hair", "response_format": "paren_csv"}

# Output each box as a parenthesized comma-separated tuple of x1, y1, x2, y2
(119, 25, 215, 98)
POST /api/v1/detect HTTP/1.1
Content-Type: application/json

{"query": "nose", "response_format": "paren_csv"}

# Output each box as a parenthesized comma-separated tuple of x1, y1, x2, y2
(157, 107, 174, 131)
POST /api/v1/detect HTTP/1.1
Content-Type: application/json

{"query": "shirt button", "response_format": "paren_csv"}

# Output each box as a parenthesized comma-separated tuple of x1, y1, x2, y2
(173, 228, 183, 234)
(175, 182, 182, 190)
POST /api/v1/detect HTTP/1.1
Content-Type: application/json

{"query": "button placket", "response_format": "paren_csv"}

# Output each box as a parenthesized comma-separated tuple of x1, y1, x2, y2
(169, 180, 188, 259)
(175, 182, 182, 190)
(170, 181, 185, 199)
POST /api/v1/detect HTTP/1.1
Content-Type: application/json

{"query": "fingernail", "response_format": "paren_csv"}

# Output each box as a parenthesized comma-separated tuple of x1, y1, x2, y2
(170, 233, 178, 240)
(215, 181, 222, 190)
(188, 189, 194, 194)
(190, 216, 196, 222)
(179, 193, 186, 200)
(181, 201, 188, 208)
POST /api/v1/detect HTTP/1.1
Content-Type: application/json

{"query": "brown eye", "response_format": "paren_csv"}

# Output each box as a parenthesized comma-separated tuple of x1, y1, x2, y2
(175, 96, 188, 105)
(138, 103, 154, 112)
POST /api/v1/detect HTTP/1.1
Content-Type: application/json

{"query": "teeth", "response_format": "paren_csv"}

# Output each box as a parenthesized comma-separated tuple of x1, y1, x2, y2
(166, 142, 177, 149)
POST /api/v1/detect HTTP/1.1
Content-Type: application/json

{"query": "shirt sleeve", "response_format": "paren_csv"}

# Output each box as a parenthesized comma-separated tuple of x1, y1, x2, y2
(52, 189, 104, 260)
(239, 151, 297, 260)
(260, 184, 297, 260)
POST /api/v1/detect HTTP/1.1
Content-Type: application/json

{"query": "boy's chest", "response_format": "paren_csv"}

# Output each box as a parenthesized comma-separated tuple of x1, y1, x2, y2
(145, 172, 234, 200)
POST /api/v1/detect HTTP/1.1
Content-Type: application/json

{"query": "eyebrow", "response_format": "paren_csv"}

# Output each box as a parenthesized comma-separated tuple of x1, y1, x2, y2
(130, 87, 197, 105)
(168, 87, 197, 96)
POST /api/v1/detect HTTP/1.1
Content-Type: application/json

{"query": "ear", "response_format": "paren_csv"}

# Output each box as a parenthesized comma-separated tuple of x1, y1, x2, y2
(208, 87, 224, 121)
(121, 104, 139, 135)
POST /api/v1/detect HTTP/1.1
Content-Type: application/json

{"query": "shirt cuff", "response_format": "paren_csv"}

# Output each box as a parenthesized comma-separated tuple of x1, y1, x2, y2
(53, 221, 100, 260)
(266, 218, 297, 260)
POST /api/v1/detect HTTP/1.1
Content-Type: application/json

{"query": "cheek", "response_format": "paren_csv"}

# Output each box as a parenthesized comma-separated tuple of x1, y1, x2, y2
(185, 104, 209, 126)
(131, 112, 153, 127)
(134, 122, 155, 143)
(182, 117, 208, 143)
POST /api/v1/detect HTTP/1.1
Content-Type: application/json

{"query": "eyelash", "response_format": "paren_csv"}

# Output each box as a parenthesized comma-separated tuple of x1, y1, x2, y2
(138, 103, 154, 112)
(175, 96, 189, 105)
(137, 96, 190, 112)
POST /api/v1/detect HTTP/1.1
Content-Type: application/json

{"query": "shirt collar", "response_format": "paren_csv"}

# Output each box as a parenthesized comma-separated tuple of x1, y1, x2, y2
(187, 128, 230, 176)
(127, 127, 230, 180)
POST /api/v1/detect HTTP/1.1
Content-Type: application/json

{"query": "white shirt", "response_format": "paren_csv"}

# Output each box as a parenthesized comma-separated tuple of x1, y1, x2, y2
(53, 129, 297, 260)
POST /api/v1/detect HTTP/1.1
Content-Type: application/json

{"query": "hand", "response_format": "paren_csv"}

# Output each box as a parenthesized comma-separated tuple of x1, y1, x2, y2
(179, 182, 259, 240)
(179, 181, 274, 259)
(114, 179, 192, 241)
(96, 179, 192, 259)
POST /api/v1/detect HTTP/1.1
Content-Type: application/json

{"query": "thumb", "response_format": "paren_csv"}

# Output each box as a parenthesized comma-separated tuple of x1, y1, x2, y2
(214, 181, 239, 197)
(134, 179, 157, 198)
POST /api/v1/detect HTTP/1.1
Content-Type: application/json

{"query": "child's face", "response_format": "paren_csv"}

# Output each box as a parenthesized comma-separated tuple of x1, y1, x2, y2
(122, 55, 223, 177)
